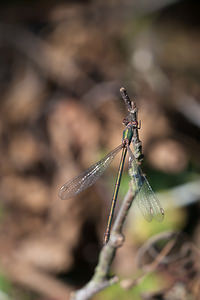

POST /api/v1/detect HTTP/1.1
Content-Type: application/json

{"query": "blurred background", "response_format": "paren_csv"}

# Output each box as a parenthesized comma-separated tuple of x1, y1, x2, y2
(0, 0, 200, 299)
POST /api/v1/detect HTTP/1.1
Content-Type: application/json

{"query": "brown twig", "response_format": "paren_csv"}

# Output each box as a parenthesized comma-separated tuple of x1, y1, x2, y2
(70, 188, 137, 300)
(121, 233, 177, 290)
(136, 231, 179, 267)
(70, 88, 141, 300)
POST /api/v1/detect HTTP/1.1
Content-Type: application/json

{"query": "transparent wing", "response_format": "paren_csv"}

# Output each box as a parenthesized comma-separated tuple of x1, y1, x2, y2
(59, 144, 123, 200)
(135, 174, 164, 222)
(128, 154, 164, 222)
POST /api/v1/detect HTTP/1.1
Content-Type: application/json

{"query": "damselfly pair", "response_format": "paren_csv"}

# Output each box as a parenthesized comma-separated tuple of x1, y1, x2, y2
(59, 88, 164, 244)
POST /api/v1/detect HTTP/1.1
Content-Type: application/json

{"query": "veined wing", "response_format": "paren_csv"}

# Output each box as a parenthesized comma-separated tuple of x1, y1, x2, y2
(128, 154, 164, 222)
(135, 174, 164, 222)
(59, 144, 123, 200)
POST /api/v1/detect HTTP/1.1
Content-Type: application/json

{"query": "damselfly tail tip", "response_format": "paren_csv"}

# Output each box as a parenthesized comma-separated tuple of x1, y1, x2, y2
(104, 232, 110, 245)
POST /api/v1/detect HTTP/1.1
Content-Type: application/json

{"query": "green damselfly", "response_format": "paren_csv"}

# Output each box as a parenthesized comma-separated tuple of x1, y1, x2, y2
(59, 88, 164, 243)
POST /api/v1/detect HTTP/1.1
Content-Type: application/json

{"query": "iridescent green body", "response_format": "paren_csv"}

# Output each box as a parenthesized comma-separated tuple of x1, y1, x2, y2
(123, 126, 133, 143)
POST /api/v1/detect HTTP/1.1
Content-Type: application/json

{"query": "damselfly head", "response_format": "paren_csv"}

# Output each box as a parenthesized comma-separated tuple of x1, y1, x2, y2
(131, 121, 139, 128)
(123, 120, 139, 129)
(122, 117, 129, 126)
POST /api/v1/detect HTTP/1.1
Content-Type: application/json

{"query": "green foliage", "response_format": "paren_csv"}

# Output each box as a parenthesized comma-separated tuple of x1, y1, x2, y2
(94, 272, 164, 300)
(145, 162, 200, 192)
(0, 272, 12, 294)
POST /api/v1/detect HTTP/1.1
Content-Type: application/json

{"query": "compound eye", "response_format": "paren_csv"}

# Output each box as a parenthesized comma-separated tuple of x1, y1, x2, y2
(122, 118, 129, 125)
(132, 121, 138, 127)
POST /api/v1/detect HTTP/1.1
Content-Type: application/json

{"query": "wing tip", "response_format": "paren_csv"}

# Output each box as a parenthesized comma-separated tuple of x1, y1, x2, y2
(58, 185, 67, 200)
(156, 208, 165, 222)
